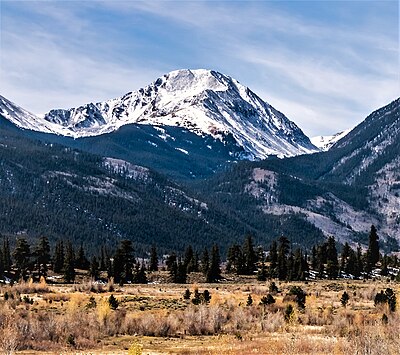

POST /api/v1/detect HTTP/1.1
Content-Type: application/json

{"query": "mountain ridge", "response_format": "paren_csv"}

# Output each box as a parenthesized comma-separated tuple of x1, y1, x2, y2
(1, 69, 318, 160)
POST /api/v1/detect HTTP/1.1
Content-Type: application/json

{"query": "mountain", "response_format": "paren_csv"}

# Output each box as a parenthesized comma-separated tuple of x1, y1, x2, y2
(194, 98, 400, 250)
(311, 129, 351, 151)
(0, 122, 257, 254)
(1, 69, 318, 161)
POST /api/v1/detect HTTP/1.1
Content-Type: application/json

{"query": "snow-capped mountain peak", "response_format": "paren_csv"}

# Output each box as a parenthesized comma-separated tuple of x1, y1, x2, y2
(1, 69, 319, 159)
(311, 129, 351, 151)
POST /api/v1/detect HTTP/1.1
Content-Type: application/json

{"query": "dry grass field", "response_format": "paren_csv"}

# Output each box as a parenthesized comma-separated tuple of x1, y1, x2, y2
(0, 275, 399, 354)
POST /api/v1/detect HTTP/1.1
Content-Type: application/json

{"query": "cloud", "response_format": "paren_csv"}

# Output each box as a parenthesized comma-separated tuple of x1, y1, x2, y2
(1, 0, 398, 136)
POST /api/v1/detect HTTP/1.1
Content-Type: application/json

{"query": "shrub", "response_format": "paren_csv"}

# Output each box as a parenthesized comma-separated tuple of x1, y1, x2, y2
(284, 304, 294, 323)
(246, 294, 253, 306)
(288, 286, 306, 309)
(108, 294, 119, 310)
(260, 293, 275, 306)
(340, 291, 350, 307)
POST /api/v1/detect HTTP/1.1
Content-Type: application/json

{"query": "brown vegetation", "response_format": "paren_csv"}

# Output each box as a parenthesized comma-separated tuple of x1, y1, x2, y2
(0, 279, 399, 354)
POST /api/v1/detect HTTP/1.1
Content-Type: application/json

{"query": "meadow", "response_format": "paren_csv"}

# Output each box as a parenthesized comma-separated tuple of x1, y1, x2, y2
(0, 272, 399, 355)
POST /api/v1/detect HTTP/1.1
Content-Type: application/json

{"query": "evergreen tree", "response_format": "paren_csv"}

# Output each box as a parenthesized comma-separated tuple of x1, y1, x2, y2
(113, 239, 134, 283)
(379, 255, 388, 276)
(257, 261, 267, 281)
(184, 245, 194, 273)
(311, 245, 318, 270)
(201, 248, 209, 276)
(340, 242, 351, 274)
(63, 241, 75, 283)
(166, 253, 178, 282)
(356, 244, 364, 278)
(133, 262, 148, 284)
(367, 225, 380, 266)
(13, 238, 31, 280)
(89, 255, 99, 280)
(76, 244, 89, 270)
(100, 245, 107, 271)
(206, 244, 221, 283)
(176, 259, 187, 284)
(3, 237, 11, 272)
(226, 244, 243, 274)
(269, 240, 278, 278)
(34, 236, 50, 279)
(277, 236, 289, 280)
(242, 235, 257, 275)
(149, 245, 158, 272)
(53, 240, 64, 273)
(0, 245, 4, 277)
(325, 236, 339, 279)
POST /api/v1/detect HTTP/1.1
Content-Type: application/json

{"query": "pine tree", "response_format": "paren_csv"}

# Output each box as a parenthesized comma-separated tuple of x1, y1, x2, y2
(100, 245, 107, 271)
(184, 245, 194, 272)
(201, 248, 209, 276)
(166, 253, 178, 282)
(133, 262, 148, 284)
(53, 240, 64, 273)
(242, 235, 257, 275)
(206, 244, 221, 283)
(325, 236, 339, 279)
(226, 244, 243, 274)
(113, 240, 134, 283)
(89, 256, 99, 280)
(367, 225, 380, 267)
(311, 245, 318, 270)
(13, 238, 31, 280)
(76, 244, 89, 270)
(257, 261, 267, 281)
(269, 240, 278, 278)
(340, 242, 351, 274)
(63, 241, 75, 283)
(277, 236, 289, 280)
(149, 245, 158, 272)
(176, 259, 187, 284)
(3, 237, 11, 271)
(34, 236, 50, 279)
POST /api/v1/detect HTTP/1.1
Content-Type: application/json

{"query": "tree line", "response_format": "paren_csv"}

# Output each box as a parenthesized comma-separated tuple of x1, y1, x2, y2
(0, 225, 398, 284)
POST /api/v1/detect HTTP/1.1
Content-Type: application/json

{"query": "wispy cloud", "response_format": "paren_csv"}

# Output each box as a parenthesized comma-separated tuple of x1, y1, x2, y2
(1, 0, 398, 136)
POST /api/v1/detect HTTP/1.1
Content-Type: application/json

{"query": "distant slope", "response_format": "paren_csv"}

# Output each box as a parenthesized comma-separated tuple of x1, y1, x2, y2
(193, 98, 400, 250)
(311, 129, 351, 151)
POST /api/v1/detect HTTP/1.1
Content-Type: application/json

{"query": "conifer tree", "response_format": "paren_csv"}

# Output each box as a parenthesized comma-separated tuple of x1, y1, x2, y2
(133, 262, 148, 284)
(149, 245, 158, 272)
(201, 248, 209, 276)
(226, 244, 243, 274)
(53, 240, 64, 273)
(34, 236, 50, 278)
(76, 244, 89, 270)
(277, 236, 289, 280)
(2, 237, 11, 271)
(367, 225, 380, 266)
(242, 235, 257, 275)
(184, 245, 195, 273)
(89, 255, 99, 280)
(206, 244, 221, 283)
(13, 238, 31, 280)
(269, 240, 278, 278)
(100, 245, 107, 271)
(63, 241, 75, 283)
(113, 239, 134, 283)
(325, 236, 339, 279)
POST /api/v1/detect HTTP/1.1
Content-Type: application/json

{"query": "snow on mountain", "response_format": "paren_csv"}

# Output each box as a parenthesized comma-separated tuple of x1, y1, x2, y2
(0, 95, 64, 134)
(311, 129, 351, 151)
(39, 69, 318, 159)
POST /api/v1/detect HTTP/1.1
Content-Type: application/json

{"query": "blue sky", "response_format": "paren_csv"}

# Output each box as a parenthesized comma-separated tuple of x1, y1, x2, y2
(0, 0, 398, 137)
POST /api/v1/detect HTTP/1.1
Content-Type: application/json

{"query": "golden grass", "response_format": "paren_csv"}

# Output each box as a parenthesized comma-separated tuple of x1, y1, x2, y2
(0, 279, 398, 354)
